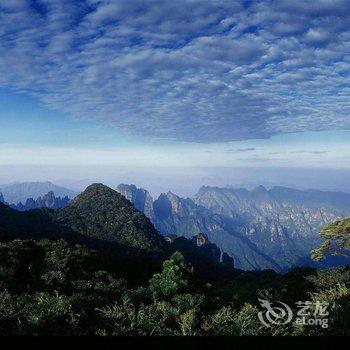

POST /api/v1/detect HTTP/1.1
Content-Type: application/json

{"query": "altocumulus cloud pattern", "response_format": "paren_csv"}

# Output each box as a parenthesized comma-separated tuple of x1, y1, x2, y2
(1, 0, 350, 142)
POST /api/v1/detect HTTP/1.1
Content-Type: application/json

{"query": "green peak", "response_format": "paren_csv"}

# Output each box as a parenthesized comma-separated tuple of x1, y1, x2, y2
(83, 183, 114, 194)
(73, 183, 125, 202)
(67, 183, 133, 212)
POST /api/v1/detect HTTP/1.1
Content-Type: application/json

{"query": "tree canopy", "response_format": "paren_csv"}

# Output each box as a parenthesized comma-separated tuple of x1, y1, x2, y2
(312, 218, 350, 261)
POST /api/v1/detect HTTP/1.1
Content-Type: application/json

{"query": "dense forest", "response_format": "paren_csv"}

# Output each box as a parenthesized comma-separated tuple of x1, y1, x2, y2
(0, 237, 349, 335)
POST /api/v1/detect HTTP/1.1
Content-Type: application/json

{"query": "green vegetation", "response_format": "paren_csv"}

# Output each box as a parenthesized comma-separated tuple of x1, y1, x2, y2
(0, 184, 167, 255)
(312, 218, 350, 261)
(1, 237, 350, 336)
(1, 184, 350, 336)
(0, 184, 235, 279)
(57, 184, 167, 253)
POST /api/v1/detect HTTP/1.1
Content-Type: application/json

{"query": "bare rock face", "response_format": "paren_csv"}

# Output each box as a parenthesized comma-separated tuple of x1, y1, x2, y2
(165, 234, 177, 243)
(193, 233, 209, 247)
(123, 186, 282, 270)
(117, 184, 155, 221)
(115, 183, 350, 271)
(0, 193, 4, 204)
(194, 186, 350, 270)
(152, 191, 280, 271)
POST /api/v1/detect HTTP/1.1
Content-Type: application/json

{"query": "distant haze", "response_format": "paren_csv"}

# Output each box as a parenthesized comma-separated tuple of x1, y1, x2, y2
(0, 165, 349, 198)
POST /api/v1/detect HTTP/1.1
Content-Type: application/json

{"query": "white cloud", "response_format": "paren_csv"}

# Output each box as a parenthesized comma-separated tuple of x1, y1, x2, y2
(0, 0, 350, 142)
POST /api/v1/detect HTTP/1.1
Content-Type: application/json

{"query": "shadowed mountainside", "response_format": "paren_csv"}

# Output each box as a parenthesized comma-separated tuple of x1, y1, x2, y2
(0, 184, 234, 278)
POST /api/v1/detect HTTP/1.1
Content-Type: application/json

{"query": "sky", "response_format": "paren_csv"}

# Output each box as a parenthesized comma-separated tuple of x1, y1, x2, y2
(0, 0, 350, 194)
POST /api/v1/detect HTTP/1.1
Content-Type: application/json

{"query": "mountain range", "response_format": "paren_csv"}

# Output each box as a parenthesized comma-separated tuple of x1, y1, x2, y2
(1, 180, 349, 271)
(0, 181, 77, 204)
(2, 191, 71, 211)
(0, 183, 348, 336)
(117, 184, 350, 271)
(0, 183, 234, 278)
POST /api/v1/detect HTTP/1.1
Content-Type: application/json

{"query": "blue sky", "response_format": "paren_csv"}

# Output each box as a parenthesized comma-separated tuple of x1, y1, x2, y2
(0, 0, 350, 190)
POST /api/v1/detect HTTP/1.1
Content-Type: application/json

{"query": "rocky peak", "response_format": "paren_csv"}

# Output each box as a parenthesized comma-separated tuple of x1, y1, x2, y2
(165, 234, 177, 243)
(195, 186, 226, 200)
(0, 181, 77, 204)
(116, 184, 139, 201)
(153, 193, 173, 220)
(249, 185, 280, 209)
(10, 191, 70, 211)
(165, 191, 182, 212)
(43, 190, 55, 200)
(154, 192, 197, 219)
(196, 186, 217, 195)
(192, 233, 209, 247)
(194, 186, 242, 219)
(0, 192, 4, 203)
(24, 198, 36, 210)
(116, 184, 155, 220)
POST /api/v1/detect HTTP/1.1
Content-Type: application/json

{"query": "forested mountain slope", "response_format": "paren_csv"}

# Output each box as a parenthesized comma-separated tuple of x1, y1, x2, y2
(0, 184, 234, 277)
